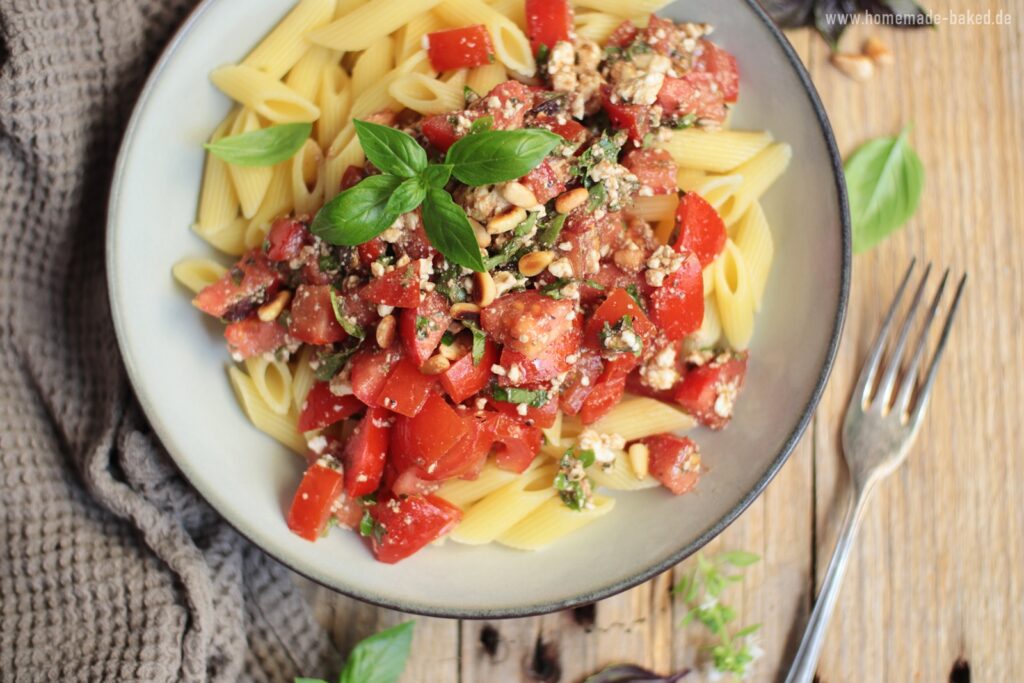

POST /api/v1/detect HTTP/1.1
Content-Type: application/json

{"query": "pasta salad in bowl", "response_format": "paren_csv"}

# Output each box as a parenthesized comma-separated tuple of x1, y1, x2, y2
(109, 0, 848, 615)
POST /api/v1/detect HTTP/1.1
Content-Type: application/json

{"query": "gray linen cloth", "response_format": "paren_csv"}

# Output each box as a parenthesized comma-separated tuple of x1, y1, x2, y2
(0, 1, 339, 680)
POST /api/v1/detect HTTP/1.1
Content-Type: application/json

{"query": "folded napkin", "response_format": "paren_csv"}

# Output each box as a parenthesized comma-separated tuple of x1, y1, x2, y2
(0, 1, 338, 680)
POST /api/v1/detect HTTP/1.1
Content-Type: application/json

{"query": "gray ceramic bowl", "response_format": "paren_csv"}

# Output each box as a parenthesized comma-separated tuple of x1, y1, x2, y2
(107, 0, 849, 617)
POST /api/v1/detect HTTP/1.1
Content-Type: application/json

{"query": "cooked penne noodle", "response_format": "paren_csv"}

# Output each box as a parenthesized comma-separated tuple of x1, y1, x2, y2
(688, 174, 744, 214)
(245, 357, 295, 416)
(393, 11, 449, 62)
(351, 36, 395, 98)
(245, 162, 294, 249)
(242, 0, 336, 79)
(450, 465, 558, 544)
(291, 139, 325, 216)
(435, 0, 536, 77)
(688, 295, 722, 350)
(193, 217, 248, 256)
(172, 258, 227, 294)
(718, 143, 792, 227)
(574, 11, 630, 44)
(323, 125, 363, 200)
(225, 109, 273, 219)
(487, 0, 526, 29)
(714, 239, 756, 350)
(588, 396, 696, 441)
(290, 346, 317, 413)
(572, 0, 668, 17)
(333, 0, 366, 18)
(589, 451, 661, 491)
(285, 45, 339, 102)
(228, 366, 307, 455)
(389, 69, 467, 115)
(703, 262, 716, 296)
(435, 463, 526, 509)
(498, 495, 616, 550)
(196, 111, 241, 232)
(349, 51, 432, 120)
(210, 64, 320, 123)
(732, 201, 774, 311)
(660, 129, 774, 173)
(465, 62, 507, 95)
(316, 63, 353, 148)
(675, 167, 708, 191)
(308, 0, 443, 52)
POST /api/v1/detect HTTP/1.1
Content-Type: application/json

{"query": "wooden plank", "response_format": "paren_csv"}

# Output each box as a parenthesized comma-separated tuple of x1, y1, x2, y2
(807, 1, 1024, 680)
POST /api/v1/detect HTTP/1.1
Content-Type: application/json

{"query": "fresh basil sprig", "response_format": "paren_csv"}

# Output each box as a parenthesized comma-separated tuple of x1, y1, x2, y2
(844, 126, 924, 253)
(204, 122, 311, 167)
(296, 621, 414, 683)
(311, 120, 559, 272)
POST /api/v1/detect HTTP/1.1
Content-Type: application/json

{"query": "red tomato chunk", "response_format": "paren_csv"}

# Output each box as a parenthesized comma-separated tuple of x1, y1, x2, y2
(342, 407, 391, 497)
(441, 339, 498, 404)
(224, 318, 286, 359)
(622, 148, 678, 196)
(399, 291, 451, 365)
(426, 25, 495, 71)
(481, 291, 576, 360)
(641, 434, 702, 495)
(380, 357, 437, 418)
(673, 191, 727, 267)
(297, 382, 363, 432)
(193, 249, 282, 321)
(358, 261, 422, 309)
(525, 0, 573, 55)
(647, 253, 704, 340)
(674, 353, 748, 430)
(289, 284, 348, 345)
(287, 457, 345, 541)
(368, 494, 462, 563)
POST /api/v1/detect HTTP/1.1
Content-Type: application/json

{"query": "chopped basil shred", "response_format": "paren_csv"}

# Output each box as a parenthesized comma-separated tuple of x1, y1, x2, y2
(491, 386, 548, 407)
(537, 213, 567, 247)
(483, 213, 538, 270)
(462, 319, 487, 366)
(313, 343, 360, 381)
(554, 447, 595, 512)
(625, 283, 645, 310)
(328, 288, 365, 339)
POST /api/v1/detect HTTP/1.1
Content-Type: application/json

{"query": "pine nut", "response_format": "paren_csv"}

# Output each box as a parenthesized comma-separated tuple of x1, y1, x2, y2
(420, 355, 451, 375)
(487, 206, 527, 235)
(500, 181, 540, 209)
(518, 250, 556, 277)
(613, 247, 644, 272)
(628, 443, 650, 480)
(830, 53, 874, 82)
(469, 218, 491, 248)
(438, 335, 469, 361)
(863, 37, 894, 66)
(473, 271, 496, 308)
(451, 302, 481, 320)
(375, 314, 396, 349)
(555, 187, 588, 214)
(257, 290, 291, 322)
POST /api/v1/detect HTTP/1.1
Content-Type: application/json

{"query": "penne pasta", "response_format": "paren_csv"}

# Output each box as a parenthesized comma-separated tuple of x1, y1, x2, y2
(193, 217, 248, 256)
(393, 11, 449, 62)
(196, 111, 241, 232)
(631, 194, 679, 223)
(660, 129, 774, 173)
(589, 451, 661, 491)
(285, 45, 339, 102)
(572, 0, 668, 17)
(323, 125, 363, 201)
(687, 295, 722, 350)
(210, 64, 320, 123)
(435, 0, 536, 77)
(718, 143, 792, 227)
(486, 0, 526, 29)
(389, 69, 467, 115)
(242, 0, 336, 79)
(732, 201, 774, 311)
(245, 162, 294, 249)
(244, 357, 295, 416)
(714, 239, 757, 350)
(588, 396, 696, 441)
(316, 63, 353, 149)
(225, 109, 273, 219)
(450, 465, 558, 544)
(172, 258, 227, 294)
(436, 461, 533, 508)
(351, 36, 395, 98)
(308, 0, 443, 52)
(228, 366, 307, 455)
(498, 495, 616, 551)
(465, 62, 507, 95)
(291, 138, 326, 216)
(290, 346, 317, 413)
(574, 11, 631, 44)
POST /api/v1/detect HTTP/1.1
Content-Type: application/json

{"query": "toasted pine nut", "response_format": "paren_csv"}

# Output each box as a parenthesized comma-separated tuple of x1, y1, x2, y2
(613, 247, 644, 272)
(628, 443, 650, 480)
(487, 206, 527, 235)
(473, 271, 496, 308)
(421, 355, 451, 375)
(438, 335, 469, 361)
(451, 302, 481, 320)
(555, 187, 588, 214)
(830, 53, 874, 82)
(518, 250, 556, 277)
(257, 290, 291, 322)
(863, 36, 894, 66)
(375, 314, 396, 349)
(469, 218, 491, 248)
(500, 181, 539, 209)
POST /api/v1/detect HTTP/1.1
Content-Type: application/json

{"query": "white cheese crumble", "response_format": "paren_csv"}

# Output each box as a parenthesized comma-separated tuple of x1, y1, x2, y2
(578, 429, 626, 465)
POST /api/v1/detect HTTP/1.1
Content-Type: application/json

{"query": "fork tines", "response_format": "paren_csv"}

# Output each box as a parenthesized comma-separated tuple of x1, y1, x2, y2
(855, 260, 967, 425)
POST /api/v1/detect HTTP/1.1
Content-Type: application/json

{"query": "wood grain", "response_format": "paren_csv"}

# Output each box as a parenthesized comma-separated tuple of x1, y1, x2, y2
(295, 2, 1024, 680)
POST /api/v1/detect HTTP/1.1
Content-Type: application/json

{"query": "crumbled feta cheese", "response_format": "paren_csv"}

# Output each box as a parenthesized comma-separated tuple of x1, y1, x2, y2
(644, 245, 685, 287)
(641, 344, 680, 391)
(548, 257, 575, 279)
(377, 304, 394, 317)
(307, 435, 328, 454)
(578, 429, 626, 465)
(516, 403, 529, 416)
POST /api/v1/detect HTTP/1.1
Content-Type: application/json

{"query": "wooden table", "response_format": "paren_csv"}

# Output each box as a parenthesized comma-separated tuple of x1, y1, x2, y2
(299, 2, 1024, 679)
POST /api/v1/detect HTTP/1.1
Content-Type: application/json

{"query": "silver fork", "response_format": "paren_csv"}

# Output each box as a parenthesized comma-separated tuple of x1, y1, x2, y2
(785, 261, 967, 683)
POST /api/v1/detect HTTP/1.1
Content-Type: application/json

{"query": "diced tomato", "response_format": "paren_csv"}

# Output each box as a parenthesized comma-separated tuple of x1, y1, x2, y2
(648, 252, 704, 340)
(694, 39, 740, 104)
(518, 158, 570, 205)
(440, 339, 498, 404)
(492, 395, 558, 429)
(289, 284, 348, 345)
(367, 494, 462, 563)
(350, 347, 403, 407)
(643, 15, 681, 57)
(656, 73, 727, 125)
(642, 434, 702, 495)
(390, 395, 470, 476)
(342, 407, 391, 497)
(390, 468, 442, 497)
(472, 81, 533, 130)
(224, 318, 286, 359)
(426, 25, 495, 71)
(559, 349, 604, 416)
(358, 260, 422, 308)
(421, 114, 464, 153)
(532, 115, 587, 144)
(297, 382, 363, 432)
(601, 85, 652, 143)
(332, 494, 364, 529)
(287, 457, 345, 541)
(399, 290, 451, 365)
(265, 217, 310, 262)
(193, 249, 282, 321)
(395, 213, 436, 260)
(673, 353, 748, 430)
(357, 237, 387, 267)
(585, 288, 657, 353)
(579, 354, 637, 425)
(606, 20, 638, 48)
(622, 148, 678, 195)
(673, 191, 726, 267)
(525, 0, 573, 55)
(481, 291, 576, 360)
(499, 318, 581, 386)
(381, 358, 437, 417)
(340, 164, 367, 191)
(491, 413, 543, 473)
(429, 410, 496, 481)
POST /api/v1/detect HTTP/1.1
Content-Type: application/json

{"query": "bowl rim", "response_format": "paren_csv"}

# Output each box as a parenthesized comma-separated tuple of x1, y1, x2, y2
(106, 0, 851, 619)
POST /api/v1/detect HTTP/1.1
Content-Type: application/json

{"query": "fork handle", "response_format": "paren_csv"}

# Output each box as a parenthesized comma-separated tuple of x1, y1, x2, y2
(785, 483, 875, 683)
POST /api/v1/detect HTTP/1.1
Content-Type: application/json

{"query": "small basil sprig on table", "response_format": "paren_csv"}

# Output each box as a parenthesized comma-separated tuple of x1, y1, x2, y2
(296, 621, 414, 683)
(204, 122, 312, 166)
(311, 119, 561, 272)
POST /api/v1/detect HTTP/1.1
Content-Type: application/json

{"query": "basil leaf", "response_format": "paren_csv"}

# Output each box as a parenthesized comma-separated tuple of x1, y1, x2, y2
(386, 177, 427, 215)
(446, 129, 562, 186)
(204, 122, 311, 167)
(844, 127, 924, 253)
(470, 115, 494, 134)
(338, 622, 414, 683)
(353, 119, 428, 178)
(422, 164, 453, 188)
(483, 212, 538, 270)
(311, 175, 403, 246)
(329, 288, 365, 339)
(719, 550, 760, 567)
(420, 187, 486, 272)
(491, 386, 548, 407)
(537, 213, 567, 247)
(294, 678, 329, 683)
(462, 319, 487, 366)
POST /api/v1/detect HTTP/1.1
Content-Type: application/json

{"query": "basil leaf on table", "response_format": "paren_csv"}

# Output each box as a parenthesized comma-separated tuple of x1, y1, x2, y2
(338, 621, 414, 683)
(446, 128, 562, 186)
(421, 187, 486, 272)
(311, 174, 403, 246)
(385, 177, 427, 215)
(204, 122, 311, 167)
(353, 119, 428, 178)
(844, 127, 924, 253)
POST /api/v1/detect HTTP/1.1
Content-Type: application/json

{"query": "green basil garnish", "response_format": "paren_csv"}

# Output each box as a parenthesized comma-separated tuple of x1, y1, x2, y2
(204, 122, 311, 167)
